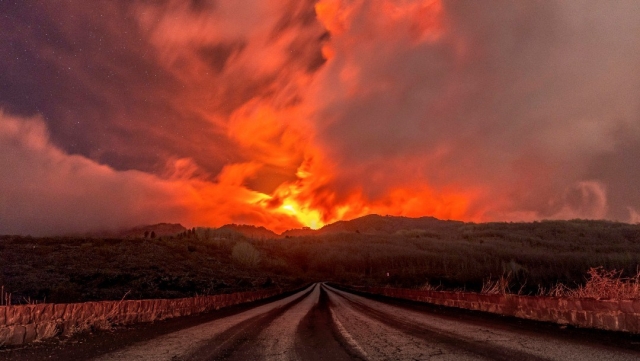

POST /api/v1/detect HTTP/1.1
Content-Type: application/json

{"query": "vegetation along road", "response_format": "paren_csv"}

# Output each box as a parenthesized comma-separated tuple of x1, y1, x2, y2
(4, 283, 640, 360)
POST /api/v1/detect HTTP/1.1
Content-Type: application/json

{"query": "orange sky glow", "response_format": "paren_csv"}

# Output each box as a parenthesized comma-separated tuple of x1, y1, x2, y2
(2, 0, 640, 235)
(174, 0, 476, 232)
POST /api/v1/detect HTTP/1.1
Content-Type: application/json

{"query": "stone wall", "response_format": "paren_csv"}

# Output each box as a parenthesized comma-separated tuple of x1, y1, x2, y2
(340, 285, 640, 334)
(0, 287, 291, 346)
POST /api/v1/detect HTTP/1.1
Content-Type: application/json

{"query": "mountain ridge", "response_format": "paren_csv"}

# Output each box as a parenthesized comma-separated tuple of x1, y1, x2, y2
(109, 215, 629, 240)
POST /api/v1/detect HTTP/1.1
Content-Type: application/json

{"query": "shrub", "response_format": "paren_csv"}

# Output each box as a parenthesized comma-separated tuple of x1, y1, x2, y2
(231, 242, 261, 268)
(481, 273, 513, 294)
(542, 267, 640, 300)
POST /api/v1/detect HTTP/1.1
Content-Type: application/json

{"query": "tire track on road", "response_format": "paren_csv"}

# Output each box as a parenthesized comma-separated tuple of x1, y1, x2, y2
(293, 285, 365, 361)
(93, 285, 315, 361)
(184, 284, 316, 361)
(327, 286, 553, 361)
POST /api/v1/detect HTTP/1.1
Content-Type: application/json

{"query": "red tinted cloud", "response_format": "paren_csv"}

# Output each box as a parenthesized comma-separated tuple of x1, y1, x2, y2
(2, 0, 640, 235)
(0, 112, 304, 235)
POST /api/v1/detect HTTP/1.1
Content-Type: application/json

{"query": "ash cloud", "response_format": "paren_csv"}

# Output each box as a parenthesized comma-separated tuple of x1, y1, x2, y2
(0, 111, 183, 236)
(2, 0, 640, 235)
(0, 112, 305, 235)
(309, 0, 640, 222)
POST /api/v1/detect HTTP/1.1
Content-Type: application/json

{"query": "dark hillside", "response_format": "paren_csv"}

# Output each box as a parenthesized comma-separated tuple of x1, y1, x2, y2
(315, 214, 463, 235)
(87, 223, 187, 239)
(118, 223, 186, 238)
(216, 224, 280, 239)
(0, 234, 301, 304)
(2, 217, 640, 304)
(267, 219, 640, 293)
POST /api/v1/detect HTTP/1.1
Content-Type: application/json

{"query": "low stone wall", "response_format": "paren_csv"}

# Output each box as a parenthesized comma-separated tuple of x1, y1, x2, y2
(339, 285, 640, 334)
(0, 287, 291, 346)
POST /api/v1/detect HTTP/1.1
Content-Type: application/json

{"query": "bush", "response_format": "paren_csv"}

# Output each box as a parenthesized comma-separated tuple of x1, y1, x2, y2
(542, 267, 640, 300)
(231, 242, 261, 268)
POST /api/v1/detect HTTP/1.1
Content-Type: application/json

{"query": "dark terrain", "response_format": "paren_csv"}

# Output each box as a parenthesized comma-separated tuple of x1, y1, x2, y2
(2, 215, 640, 303)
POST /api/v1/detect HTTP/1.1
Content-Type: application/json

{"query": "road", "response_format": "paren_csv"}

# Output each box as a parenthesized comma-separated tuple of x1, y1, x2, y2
(3, 283, 640, 360)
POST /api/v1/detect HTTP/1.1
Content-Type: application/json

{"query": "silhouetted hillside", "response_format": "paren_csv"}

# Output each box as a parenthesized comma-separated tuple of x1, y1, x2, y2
(280, 227, 316, 237)
(315, 214, 463, 235)
(281, 214, 462, 237)
(87, 223, 187, 238)
(216, 224, 280, 239)
(119, 223, 186, 238)
(4, 217, 640, 304)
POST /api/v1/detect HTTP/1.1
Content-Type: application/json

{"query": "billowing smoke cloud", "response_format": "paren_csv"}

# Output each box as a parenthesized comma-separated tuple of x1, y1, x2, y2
(0, 111, 182, 235)
(2, 0, 640, 235)
(0, 112, 304, 235)
(305, 0, 640, 222)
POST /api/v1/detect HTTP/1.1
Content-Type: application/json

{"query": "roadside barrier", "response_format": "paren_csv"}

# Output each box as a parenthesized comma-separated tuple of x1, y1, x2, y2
(0, 287, 296, 346)
(338, 285, 640, 334)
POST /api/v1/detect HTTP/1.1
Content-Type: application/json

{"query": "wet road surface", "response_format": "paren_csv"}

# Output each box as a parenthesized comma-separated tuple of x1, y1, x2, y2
(3, 283, 640, 360)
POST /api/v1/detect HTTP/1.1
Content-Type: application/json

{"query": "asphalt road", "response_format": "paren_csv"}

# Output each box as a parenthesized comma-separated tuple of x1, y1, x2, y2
(3, 283, 640, 360)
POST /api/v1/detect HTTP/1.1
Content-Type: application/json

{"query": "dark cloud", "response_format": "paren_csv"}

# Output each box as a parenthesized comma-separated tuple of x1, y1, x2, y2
(197, 42, 246, 74)
(0, 1, 249, 176)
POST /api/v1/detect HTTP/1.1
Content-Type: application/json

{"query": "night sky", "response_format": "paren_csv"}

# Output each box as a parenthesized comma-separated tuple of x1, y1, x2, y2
(2, 0, 640, 236)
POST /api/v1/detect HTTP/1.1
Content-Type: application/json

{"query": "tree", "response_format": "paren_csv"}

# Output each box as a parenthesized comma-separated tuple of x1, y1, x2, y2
(231, 242, 261, 268)
(151, 231, 156, 239)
